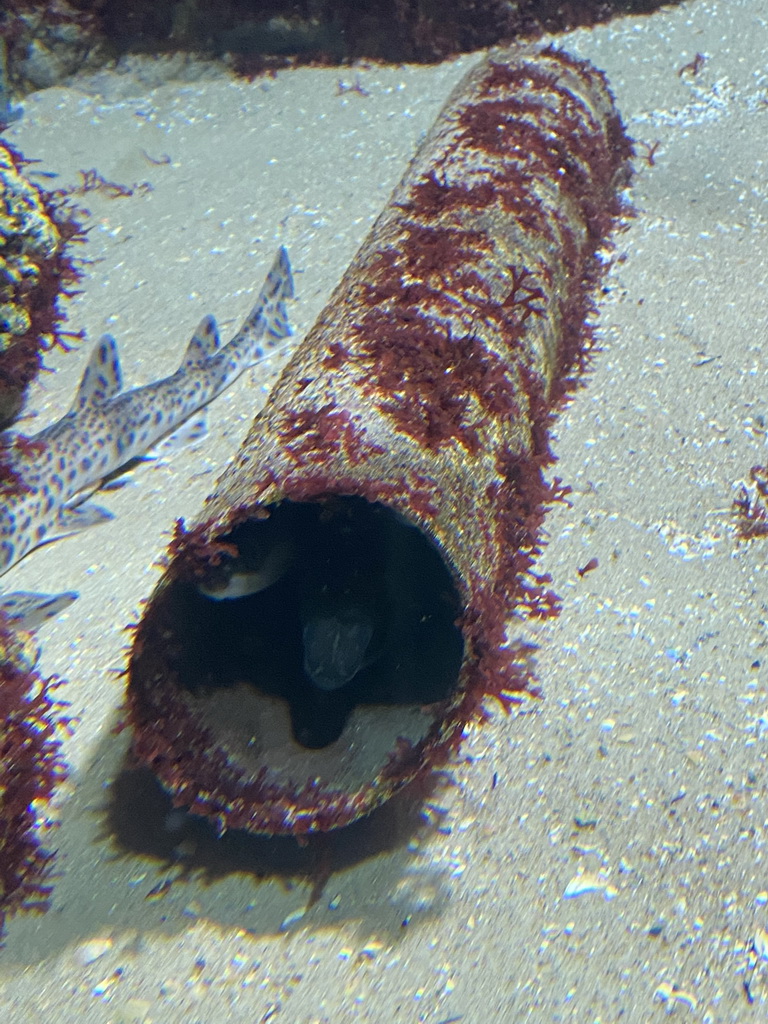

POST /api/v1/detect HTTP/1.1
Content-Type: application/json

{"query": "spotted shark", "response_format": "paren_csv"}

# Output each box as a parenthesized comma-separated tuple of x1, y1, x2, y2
(0, 246, 294, 631)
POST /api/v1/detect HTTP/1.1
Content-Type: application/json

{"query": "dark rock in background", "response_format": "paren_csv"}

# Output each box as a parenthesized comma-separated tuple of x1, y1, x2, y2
(2, 1, 685, 93)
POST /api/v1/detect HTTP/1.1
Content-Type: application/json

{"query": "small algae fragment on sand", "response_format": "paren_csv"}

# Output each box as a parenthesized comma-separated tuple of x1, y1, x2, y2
(733, 464, 768, 540)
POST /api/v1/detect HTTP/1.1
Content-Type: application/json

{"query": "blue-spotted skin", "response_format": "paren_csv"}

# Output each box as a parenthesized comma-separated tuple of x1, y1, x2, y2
(0, 247, 294, 617)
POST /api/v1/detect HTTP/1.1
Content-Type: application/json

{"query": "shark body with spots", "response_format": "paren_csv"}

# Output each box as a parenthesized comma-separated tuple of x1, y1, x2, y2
(0, 246, 294, 630)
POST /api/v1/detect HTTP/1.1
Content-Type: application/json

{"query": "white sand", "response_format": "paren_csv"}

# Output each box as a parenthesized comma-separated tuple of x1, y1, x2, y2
(2, 0, 768, 1019)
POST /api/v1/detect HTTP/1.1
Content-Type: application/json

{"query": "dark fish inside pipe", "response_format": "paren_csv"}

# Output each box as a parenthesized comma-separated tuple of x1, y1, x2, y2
(301, 602, 376, 694)
(164, 497, 464, 752)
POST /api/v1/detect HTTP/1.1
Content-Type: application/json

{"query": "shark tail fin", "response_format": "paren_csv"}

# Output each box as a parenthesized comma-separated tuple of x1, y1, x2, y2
(237, 245, 295, 366)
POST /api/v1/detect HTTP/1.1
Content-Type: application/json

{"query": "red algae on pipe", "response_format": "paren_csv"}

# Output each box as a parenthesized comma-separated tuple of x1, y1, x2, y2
(126, 45, 633, 837)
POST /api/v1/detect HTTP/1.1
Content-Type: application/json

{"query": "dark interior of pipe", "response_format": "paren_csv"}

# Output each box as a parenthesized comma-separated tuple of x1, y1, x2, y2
(167, 497, 464, 749)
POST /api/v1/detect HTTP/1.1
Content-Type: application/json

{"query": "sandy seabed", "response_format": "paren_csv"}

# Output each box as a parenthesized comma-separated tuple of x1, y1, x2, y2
(1, 1, 768, 1020)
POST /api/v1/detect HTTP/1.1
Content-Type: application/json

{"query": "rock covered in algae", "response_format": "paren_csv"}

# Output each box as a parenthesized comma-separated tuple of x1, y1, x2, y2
(0, 139, 82, 938)
(0, 616, 65, 941)
(2, 0, 683, 85)
(0, 140, 85, 429)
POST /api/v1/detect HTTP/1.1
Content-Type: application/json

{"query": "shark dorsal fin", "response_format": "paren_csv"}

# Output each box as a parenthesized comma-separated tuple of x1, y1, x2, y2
(71, 334, 122, 412)
(181, 315, 221, 370)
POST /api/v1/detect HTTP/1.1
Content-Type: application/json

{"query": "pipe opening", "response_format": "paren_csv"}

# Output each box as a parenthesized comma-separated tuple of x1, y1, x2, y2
(164, 497, 464, 754)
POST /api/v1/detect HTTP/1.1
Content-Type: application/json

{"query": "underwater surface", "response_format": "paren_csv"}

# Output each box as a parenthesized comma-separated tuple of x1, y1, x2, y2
(1, 0, 768, 1020)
